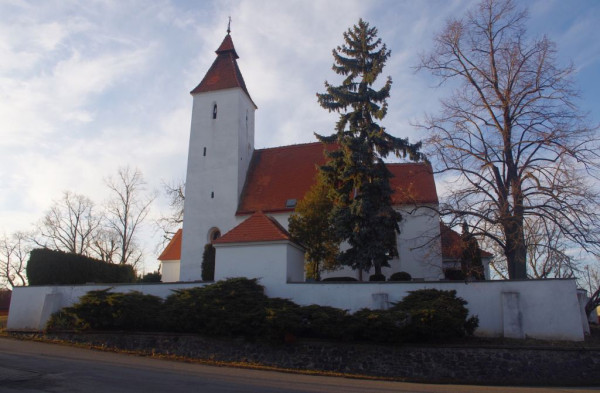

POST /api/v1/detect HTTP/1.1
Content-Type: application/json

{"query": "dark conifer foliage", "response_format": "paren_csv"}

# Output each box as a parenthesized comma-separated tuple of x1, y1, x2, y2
(316, 19, 424, 277)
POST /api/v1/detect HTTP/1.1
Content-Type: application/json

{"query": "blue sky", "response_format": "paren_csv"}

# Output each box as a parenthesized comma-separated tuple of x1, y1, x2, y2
(1, 0, 599, 273)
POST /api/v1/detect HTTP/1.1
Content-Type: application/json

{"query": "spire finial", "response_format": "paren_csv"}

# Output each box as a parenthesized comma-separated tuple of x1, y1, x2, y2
(227, 16, 231, 35)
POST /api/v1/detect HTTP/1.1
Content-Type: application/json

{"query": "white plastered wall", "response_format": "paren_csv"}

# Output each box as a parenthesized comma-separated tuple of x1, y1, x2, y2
(180, 87, 255, 281)
(8, 279, 585, 341)
(160, 260, 180, 283)
(252, 205, 443, 281)
(214, 241, 305, 287)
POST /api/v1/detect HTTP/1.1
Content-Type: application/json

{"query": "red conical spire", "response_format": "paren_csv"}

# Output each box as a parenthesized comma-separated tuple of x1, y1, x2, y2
(190, 31, 254, 107)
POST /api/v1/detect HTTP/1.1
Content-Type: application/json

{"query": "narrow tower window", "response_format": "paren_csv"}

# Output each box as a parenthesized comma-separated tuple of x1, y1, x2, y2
(212, 103, 218, 119)
(211, 191, 214, 198)
(203, 147, 206, 156)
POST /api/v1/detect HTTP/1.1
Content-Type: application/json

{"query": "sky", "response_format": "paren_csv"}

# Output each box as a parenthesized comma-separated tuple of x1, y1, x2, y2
(1, 0, 599, 274)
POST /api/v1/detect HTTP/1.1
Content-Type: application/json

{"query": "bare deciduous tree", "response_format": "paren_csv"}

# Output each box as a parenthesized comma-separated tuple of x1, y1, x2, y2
(90, 228, 120, 264)
(0, 232, 30, 289)
(418, 0, 600, 279)
(488, 217, 580, 280)
(35, 191, 101, 255)
(155, 179, 185, 249)
(105, 166, 155, 266)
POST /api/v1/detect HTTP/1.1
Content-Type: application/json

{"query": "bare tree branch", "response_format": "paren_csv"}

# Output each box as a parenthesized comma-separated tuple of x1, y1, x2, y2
(155, 179, 185, 251)
(417, 0, 600, 279)
(0, 232, 30, 289)
(104, 166, 155, 266)
(35, 191, 101, 256)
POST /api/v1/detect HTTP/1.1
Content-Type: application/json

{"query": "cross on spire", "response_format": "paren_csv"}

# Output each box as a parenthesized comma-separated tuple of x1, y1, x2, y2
(227, 16, 231, 34)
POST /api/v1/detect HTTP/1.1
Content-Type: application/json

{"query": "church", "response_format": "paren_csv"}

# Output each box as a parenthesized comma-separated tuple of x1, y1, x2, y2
(158, 31, 489, 283)
(8, 31, 588, 343)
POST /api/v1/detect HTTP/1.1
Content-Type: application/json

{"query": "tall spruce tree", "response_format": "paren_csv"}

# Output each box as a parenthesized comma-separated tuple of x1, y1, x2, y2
(316, 19, 424, 278)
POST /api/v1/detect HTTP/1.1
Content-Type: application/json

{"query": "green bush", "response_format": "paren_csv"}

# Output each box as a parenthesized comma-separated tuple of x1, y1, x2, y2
(46, 309, 86, 331)
(348, 308, 410, 343)
(139, 271, 162, 283)
(163, 278, 268, 338)
(59, 289, 164, 331)
(46, 278, 479, 344)
(297, 304, 351, 340)
(201, 244, 215, 281)
(264, 297, 302, 341)
(389, 271, 412, 281)
(390, 289, 479, 341)
(369, 273, 386, 282)
(27, 248, 135, 285)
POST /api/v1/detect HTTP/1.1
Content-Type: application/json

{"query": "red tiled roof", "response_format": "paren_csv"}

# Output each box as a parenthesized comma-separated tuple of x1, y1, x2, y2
(216, 34, 237, 55)
(237, 142, 438, 215)
(388, 163, 438, 205)
(213, 211, 294, 244)
(440, 223, 493, 259)
(190, 34, 255, 107)
(158, 229, 182, 260)
(237, 143, 332, 215)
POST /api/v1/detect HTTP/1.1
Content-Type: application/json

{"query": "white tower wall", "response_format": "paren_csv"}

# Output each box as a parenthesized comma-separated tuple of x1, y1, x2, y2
(180, 87, 255, 281)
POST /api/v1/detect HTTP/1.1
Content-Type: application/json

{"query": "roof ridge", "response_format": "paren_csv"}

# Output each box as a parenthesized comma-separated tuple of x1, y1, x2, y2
(255, 141, 323, 152)
(386, 161, 432, 167)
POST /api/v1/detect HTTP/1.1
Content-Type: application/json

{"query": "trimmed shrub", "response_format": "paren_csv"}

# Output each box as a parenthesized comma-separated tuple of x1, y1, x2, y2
(348, 308, 410, 343)
(322, 276, 358, 282)
(64, 289, 164, 331)
(163, 278, 268, 338)
(139, 271, 162, 283)
(201, 244, 215, 281)
(46, 278, 479, 345)
(389, 271, 412, 281)
(27, 248, 135, 285)
(390, 289, 479, 341)
(46, 309, 86, 331)
(264, 297, 302, 341)
(297, 304, 351, 340)
(369, 273, 386, 282)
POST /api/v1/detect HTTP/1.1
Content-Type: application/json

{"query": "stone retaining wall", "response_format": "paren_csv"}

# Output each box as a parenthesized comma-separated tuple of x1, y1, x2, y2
(35, 333, 600, 386)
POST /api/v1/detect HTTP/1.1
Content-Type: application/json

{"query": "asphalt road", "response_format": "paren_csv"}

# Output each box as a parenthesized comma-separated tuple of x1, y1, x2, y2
(0, 336, 598, 393)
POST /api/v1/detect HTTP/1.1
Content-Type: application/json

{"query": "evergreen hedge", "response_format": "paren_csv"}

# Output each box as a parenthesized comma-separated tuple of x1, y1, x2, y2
(390, 289, 479, 341)
(27, 248, 135, 285)
(46, 278, 479, 344)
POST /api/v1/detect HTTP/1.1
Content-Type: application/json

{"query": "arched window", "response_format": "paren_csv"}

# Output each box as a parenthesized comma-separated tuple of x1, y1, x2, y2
(212, 103, 217, 119)
(208, 228, 221, 243)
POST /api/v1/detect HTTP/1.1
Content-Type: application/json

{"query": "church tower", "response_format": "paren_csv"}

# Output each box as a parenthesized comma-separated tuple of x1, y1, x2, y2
(179, 31, 256, 281)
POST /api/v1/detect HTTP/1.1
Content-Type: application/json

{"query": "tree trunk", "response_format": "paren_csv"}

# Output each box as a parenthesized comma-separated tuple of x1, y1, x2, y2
(504, 217, 527, 279)
(374, 261, 382, 276)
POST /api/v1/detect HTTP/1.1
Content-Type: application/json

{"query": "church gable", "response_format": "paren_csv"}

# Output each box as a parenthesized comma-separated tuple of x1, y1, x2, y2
(214, 211, 295, 244)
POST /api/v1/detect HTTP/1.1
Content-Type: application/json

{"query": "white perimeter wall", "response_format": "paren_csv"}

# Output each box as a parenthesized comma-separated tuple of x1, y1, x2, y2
(8, 279, 585, 341)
